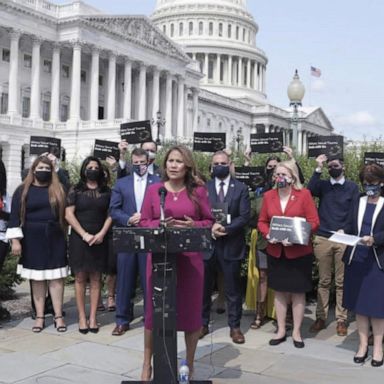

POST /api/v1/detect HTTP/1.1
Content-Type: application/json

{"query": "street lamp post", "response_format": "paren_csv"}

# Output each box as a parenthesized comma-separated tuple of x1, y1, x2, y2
(151, 110, 165, 146)
(236, 127, 243, 154)
(287, 70, 305, 153)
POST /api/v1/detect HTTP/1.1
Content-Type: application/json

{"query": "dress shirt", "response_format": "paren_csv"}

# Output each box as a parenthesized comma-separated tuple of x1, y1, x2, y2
(215, 175, 231, 200)
(134, 173, 148, 212)
(330, 176, 346, 185)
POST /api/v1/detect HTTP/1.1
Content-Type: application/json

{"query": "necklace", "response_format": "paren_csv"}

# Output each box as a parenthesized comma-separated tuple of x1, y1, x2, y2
(171, 190, 182, 201)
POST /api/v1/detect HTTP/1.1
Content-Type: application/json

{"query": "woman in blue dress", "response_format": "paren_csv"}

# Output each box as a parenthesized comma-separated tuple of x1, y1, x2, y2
(343, 163, 384, 367)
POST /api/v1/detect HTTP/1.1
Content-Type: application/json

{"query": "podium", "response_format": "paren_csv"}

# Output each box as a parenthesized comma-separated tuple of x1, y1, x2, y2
(113, 226, 213, 384)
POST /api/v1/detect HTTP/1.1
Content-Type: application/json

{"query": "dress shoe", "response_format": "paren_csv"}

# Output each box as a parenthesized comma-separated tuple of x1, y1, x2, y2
(293, 339, 305, 349)
(112, 324, 130, 336)
(199, 326, 209, 339)
(89, 327, 99, 334)
(32, 316, 45, 333)
(269, 335, 287, 346)
(79, 327, 89, 334)
(336, 320, 348, 336)
(216, 307, 226, 315)
(230, 328, 245, 344)
(309, 318, 326, 333)
(353, 348, 368, 364)
(371, 356, 384, 367)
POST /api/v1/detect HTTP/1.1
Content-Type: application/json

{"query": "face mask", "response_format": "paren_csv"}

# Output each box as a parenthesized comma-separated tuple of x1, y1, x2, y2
(275, 176, 291, 189)
(212, 165, 230, 179)
(132, 164, 148, 177)
(364, 184, 382, 197)
(85, 169, 100, 181)
(35, 170, 52, 183)
(146, 151, 156, 161)
(328, 167, 343, 179)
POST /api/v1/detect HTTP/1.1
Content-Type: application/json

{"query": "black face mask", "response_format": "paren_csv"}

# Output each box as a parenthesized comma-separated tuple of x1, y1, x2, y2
(329, 167, 343, 179)
(364, 184, 382, 197)
(85, 169, 100, 181)
(35, 171, 52, 183)
(212, 165, 230, 179)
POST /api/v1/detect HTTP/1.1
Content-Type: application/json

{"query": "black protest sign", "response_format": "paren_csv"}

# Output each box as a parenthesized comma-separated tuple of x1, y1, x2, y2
(193, 132, 226, 152)
(269, 216, 312, 246)
(93, 139, 120, 161)
(235, 166, 265, 190)
(307, 135, 344, 160)
(30, 136, 61, 156)
(120, 120, 152, 144)
(250, 133, 284, 153)
(364, 152, 384, 167)
(211, 202, 229, 225)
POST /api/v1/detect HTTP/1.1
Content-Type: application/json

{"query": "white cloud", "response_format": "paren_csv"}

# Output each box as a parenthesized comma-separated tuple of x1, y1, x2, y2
(335, 111, 377, 127)
(310, 79, 325, 92)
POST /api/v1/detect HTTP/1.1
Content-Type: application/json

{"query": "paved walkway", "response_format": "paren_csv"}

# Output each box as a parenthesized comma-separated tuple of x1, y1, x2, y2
(0, 283, 383, 383)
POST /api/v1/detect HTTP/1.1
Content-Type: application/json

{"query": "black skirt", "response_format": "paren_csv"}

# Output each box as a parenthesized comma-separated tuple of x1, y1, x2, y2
(267, 252, 313, 293)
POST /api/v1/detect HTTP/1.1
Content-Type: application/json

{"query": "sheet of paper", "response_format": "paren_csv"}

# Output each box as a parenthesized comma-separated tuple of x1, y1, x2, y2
(328, 232, 362, 246)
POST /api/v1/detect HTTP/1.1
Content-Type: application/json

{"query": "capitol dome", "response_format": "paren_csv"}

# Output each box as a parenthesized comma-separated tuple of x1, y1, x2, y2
(151, 0, 268, 103)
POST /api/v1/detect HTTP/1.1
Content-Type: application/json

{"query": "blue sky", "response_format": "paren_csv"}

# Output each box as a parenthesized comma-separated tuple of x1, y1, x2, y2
(57, 0, 384, 140)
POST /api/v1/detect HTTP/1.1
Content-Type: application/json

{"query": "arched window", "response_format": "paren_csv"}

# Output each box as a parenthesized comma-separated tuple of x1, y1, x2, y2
(163, 24, 166, 34)
(236, 26, 239, 40)
(243, 28, 246, 41)
(179, 22, 184, 36)
(170, 23, 175, 37)
(189, 21, 193, 35)
(209, 22, 213, 36)
(228, 24, 232, 38)
(219, 23, 223, 37)
(199, 21, 203, 35)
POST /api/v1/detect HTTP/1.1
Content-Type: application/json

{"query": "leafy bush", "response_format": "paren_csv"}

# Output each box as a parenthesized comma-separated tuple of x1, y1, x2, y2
(0, 252, 23, 299)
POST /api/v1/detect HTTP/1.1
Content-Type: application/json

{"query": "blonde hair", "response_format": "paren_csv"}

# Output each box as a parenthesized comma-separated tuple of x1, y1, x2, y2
(274, 160, 303, 190)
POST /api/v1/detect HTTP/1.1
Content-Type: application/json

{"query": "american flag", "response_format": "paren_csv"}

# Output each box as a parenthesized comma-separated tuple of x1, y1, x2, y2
(310, 66, 322, 77)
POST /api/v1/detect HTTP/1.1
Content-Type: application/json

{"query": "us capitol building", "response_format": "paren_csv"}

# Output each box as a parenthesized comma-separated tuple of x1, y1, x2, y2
(0, 0, 333, 193)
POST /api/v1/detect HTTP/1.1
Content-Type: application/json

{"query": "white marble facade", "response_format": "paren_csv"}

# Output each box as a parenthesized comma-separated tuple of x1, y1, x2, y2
(0, 0, 333, 194)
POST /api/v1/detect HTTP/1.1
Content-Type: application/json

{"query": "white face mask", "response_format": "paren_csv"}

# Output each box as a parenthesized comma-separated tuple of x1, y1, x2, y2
(146, 151, 156, 160)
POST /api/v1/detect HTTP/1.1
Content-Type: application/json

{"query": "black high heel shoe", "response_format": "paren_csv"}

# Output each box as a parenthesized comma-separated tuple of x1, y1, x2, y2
(54, 316, 67, 333)
(353, 348, 368, 364)
(32, 316, 45, 333)
(371, 355, 384, 367)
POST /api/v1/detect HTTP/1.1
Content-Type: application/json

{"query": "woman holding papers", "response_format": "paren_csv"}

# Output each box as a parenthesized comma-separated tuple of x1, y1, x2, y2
(343, 163, 384, 367)
(258, 160, 319, 348)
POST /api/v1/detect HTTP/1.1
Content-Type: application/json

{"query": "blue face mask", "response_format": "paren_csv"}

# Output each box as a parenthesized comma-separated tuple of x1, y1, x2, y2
(212, 165, 230, 179)
(364, 184, 382, 197)
(132, 164, 148, 177)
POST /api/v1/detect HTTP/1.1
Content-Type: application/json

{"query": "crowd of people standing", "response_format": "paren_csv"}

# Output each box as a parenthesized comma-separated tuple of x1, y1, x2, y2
(0, 140, 383, 379)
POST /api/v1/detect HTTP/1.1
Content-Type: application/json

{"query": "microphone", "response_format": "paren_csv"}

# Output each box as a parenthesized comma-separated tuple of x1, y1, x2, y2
(158, 187, 167, 225)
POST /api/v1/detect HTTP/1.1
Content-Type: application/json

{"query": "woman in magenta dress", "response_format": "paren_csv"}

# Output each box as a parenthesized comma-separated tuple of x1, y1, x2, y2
(140, 145, 213, 380)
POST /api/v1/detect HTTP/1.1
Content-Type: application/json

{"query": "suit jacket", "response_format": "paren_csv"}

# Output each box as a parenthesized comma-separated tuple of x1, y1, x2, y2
(109, 173, 160, 226)
(206, 177, 250, 261)
(258, 188, 320, 259)
(344, 195, 384, 270)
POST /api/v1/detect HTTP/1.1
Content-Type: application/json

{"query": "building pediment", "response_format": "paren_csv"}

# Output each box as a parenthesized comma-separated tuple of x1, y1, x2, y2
(81, 15, 190, 63)
(304, 107, 334, 131)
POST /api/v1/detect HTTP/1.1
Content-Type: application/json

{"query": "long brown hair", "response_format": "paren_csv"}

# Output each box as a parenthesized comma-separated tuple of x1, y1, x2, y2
(20, 156, 66, 230)
(162, 145, 203, 214)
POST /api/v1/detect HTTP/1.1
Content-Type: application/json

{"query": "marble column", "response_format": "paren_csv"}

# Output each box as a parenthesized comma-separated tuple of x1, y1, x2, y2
(123, 58, 132, 120)
(69, 42, 81, 120)
(165, 72, 172, 138)
(216, 54, 221, 83)
(192, 87, 199, 134)
(7, 30, 21, 116)
(107, 53, 116, 121)
(238, 57, 243, 86)
(89, 47, 99, 121)
(204, 53, 209, 83)
(228, 55, 233, 85)
(246, 58, 251, 88)
(152, 67, 160, 122)
(138, 63, 146, 120)
(30, 37, 42, 119)
(50, 43, 60, 122)
(177, 77, 185, 138)
(253, 61, 258, 91)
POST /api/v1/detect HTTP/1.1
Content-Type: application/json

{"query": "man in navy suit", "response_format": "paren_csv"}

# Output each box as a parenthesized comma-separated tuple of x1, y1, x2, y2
(201, 151, 250, 344)
(109, 148, 160, 335)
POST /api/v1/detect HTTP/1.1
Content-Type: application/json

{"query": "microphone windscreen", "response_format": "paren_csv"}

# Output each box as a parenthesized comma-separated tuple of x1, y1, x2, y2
(158, 186, 168, 197)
